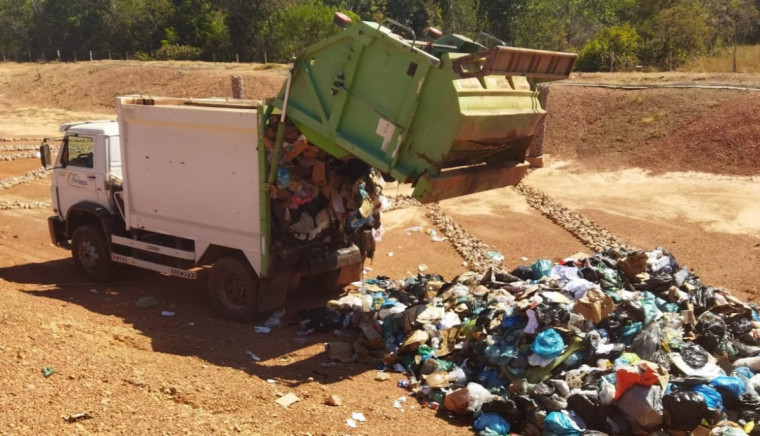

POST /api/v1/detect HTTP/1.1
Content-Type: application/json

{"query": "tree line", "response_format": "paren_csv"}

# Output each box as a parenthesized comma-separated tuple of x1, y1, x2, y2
(0, 0, 758, 71)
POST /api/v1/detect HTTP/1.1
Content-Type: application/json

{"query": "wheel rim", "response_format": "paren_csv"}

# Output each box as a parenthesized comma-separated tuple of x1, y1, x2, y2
(77, 239, 101, 272)
(220, 273, 248, 310)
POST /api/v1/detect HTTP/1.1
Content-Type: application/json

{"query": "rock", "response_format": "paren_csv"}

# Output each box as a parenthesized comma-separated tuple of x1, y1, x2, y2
(324, 394, 342, 406)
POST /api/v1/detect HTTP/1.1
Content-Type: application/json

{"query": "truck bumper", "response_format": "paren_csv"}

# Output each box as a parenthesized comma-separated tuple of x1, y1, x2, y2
(48, 216, 69, 248)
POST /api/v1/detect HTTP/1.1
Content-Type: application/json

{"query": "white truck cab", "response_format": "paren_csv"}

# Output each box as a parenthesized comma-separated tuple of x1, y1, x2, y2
(49, 121, 120, 222)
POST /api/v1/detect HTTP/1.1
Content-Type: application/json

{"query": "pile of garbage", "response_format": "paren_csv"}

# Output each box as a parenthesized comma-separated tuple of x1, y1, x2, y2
(263, 116, 387, 259)
(302, 247, 760, 435)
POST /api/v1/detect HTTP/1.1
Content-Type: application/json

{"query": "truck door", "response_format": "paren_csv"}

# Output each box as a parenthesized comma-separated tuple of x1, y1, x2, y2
(55, 134, 107, 214)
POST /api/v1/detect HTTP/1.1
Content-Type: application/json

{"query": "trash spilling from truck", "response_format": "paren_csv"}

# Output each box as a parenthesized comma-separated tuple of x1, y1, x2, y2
(301, 247, 760, 435)
(42, 12, 575, 321)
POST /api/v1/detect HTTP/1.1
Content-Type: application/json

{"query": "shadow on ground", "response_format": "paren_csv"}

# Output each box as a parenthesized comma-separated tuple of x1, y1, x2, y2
(1, 259, 372, 387)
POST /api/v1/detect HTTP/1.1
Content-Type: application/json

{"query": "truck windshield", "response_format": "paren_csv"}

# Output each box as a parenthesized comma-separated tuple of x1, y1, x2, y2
(64, 136, 94, 168)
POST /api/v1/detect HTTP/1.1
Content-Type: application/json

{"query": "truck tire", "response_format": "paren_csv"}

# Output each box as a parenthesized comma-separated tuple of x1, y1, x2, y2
(71, 224, 112, 282)
(208, 256, 260, 322)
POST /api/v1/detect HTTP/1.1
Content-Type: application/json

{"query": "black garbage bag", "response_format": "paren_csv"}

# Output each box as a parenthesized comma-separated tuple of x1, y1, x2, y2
(736, 393, 760, 424)
(725, 313, 754, 336)
(631, 321, 663, 361)
(618, 300, 646, 323)
(663, 390, 708, 431)
(740, 331, 760, 346)
(387, 288, 419, 306)
(583, 330, 625, 363)
(679, 342, 710, 369)
(530, 382, 567, 411)
(481, 397, 522, 425)
(535, 303, 570, 327)
(493, 272, 521, 284)
(696, 310, 727, 353)
(602, 301, 646, 340)
(298, 307, 343, 333)
(476, 308, 502, 333)
(404, 273, 444, 299)
(633, 274, 673, 293)
(733, 339, 760, 357)
(510, 265, 533, 281)
(567, 392, 610, 431)
(648, 350, 671, 371)
(580, 266, 599, 283)
(604, 409, 631, 436)
(690, 285, 716, 313)
(669, 375, 712, 387)
(505, 395, 537, 429)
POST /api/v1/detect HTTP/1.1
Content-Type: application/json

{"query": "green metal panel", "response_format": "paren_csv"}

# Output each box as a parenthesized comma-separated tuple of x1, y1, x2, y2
(257, 105, 271, 278)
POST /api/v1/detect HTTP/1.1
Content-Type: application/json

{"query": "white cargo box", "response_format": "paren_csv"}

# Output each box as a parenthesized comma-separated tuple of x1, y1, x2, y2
(116, 95, 262, 271)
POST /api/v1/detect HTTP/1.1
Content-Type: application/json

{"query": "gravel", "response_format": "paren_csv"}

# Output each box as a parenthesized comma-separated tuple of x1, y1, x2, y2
(0, 200, 52, 210)
(0, 168, 51, 190)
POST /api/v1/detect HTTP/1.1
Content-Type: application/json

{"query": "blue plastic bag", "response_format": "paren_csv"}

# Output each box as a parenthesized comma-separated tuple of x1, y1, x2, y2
(690, 384, 725, 412)
(276, 166, 290, 188)
(531, 259, 552, 280)
(731, 367, 755, 380)
(476, 368, 506, 388)
(474, 412, 510, 435)
(543, 410, 585, 436)
(484, 342, 518, 366)
(709, 375, 746, 398)
(620, 321, 643, 344)
(531, 328, 565, 358)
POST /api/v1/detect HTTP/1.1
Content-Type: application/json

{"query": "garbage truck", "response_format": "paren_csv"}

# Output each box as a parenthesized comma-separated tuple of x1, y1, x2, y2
(41, 13, 576, 321)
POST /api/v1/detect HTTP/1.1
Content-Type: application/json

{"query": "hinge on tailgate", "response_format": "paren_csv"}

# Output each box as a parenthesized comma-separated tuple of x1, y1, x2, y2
(452, 46, 577, 80)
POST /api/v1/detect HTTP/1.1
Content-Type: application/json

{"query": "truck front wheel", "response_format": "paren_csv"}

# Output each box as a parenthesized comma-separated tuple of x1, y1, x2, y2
(208, 256, 260, 322)
(71, 224, 112, 282)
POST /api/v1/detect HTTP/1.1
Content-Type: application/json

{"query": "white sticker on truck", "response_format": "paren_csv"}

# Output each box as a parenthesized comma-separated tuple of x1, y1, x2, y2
(376, 118, 395, 152)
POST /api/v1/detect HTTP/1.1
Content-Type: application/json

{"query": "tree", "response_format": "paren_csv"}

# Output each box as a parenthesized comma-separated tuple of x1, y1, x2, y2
(384, 0, 436, 35)
(202, 8, 233, 61)
(704, 0, 760, 72)
(638, 0, 710, 70)
(477, 0, 525, 45)
(509, 0, 634, 51)
(105, 0, 174, 56)
(576, 23, 640, 71)
(263, 1, 357, 63)
(0, 0, 32, 60)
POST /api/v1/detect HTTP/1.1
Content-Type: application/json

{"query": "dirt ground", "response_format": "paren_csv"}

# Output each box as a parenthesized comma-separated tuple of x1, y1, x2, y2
(1, 62, 759, 435)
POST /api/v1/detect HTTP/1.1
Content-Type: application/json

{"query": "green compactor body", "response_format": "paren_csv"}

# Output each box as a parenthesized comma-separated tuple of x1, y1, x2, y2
(270, 17, 577, 203)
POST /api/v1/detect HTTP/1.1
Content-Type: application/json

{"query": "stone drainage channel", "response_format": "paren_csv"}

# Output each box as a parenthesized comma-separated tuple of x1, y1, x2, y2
(389, 183, 632, 273)
(0, 168, 52, 210)
(0, 144, 56, 209)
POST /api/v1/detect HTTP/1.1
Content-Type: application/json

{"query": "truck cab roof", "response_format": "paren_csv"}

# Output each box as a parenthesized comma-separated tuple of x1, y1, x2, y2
(59, 120, 118, 136)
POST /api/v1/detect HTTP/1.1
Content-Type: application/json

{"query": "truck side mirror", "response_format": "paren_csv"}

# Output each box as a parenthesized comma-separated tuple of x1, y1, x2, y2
(40, 143, 52, 169)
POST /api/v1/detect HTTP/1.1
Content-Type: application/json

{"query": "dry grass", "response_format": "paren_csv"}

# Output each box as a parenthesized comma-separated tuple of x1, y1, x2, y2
(683, 45, 760, 73)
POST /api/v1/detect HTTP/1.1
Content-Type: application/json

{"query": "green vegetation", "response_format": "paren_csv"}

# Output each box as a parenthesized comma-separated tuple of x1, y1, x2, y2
(0, 0, 758, 71)
(684, 44, 760, 72)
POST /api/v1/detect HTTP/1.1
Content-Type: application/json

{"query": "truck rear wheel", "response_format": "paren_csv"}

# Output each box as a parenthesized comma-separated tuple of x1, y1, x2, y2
(71, 224, 112, 282)
(208, 256, 260, 322)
